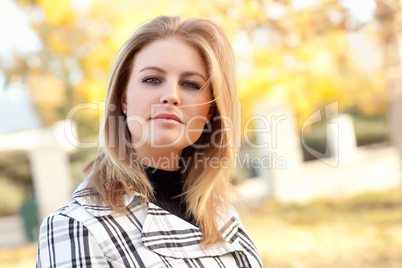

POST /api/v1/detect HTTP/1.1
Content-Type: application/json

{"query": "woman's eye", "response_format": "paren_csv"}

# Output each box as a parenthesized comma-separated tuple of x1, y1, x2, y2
(142, 77, 161, 84)
(182, 81, 201, 89)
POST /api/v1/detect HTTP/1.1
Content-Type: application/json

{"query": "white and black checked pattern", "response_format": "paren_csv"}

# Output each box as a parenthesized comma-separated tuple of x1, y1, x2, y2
(36, 179, 263, 267)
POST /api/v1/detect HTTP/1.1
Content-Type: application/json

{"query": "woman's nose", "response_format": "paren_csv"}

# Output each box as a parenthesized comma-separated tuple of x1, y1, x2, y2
(160, 81, 181, 106)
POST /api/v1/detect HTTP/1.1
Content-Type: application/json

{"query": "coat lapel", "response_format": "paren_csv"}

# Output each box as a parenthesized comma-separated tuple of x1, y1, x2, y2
(72, 179, 249, 260)
(141, 202, 243, 259)
(72, 178, 140, 217)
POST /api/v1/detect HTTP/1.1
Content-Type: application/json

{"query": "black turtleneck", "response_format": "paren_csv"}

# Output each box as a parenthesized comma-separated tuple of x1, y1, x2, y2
(144, 167, 195, 225)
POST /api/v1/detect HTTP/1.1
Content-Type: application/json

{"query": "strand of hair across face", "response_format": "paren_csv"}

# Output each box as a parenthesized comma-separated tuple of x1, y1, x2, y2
(176, 77, 217, 108)
(177, 97, 217, 108)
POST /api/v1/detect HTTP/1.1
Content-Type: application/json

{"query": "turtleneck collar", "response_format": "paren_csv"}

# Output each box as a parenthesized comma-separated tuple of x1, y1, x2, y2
(144, 166, 183, 200)
(143, 166, 196, 225)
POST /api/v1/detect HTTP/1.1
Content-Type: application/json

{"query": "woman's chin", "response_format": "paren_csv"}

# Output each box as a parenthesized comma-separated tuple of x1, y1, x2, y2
(149, 136, 188, 150)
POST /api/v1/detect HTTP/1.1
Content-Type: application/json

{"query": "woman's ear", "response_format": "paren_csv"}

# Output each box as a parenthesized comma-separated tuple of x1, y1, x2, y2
(121, 93, 127, 114)
(206, 105, 215, 121)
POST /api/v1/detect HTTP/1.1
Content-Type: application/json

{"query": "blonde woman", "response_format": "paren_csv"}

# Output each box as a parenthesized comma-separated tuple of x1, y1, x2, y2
(37, 16, 262, 267)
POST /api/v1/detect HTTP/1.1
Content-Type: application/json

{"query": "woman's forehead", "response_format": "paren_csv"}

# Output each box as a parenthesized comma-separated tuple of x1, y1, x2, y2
(132, 38, 208, 77)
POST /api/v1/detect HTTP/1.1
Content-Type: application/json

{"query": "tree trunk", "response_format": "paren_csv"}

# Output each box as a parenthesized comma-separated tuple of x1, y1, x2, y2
(376, 0, 402, 221)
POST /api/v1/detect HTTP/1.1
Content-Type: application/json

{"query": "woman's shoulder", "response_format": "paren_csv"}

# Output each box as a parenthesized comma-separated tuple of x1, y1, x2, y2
(38, 200, 86, 231)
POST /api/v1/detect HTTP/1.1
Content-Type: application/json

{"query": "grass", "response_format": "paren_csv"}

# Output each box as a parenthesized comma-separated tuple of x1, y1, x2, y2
(1, 188, 402, 267)
(0, 244, 37, 268)
(237, 188, 402, 267)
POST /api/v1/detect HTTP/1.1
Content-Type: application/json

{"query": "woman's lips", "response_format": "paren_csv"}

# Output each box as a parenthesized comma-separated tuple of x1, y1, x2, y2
(152, 113, 183, 124)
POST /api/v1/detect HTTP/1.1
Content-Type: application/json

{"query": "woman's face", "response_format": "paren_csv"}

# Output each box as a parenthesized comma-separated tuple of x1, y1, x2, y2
(122, 37, 212, 156)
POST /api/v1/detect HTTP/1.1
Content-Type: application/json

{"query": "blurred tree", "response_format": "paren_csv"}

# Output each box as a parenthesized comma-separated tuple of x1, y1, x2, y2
(374, 0, 402, 158)
(1, 0, 389, 136)
(227, 0, 387, 127)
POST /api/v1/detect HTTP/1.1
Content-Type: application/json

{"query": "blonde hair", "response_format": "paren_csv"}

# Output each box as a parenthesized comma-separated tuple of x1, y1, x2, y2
(83, 16, 238, 246)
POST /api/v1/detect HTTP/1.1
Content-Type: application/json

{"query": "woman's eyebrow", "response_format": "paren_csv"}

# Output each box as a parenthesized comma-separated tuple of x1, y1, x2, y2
(139, 66, 206, 81)
(182, 71, 206, 82)
(138, 66, 166, 74)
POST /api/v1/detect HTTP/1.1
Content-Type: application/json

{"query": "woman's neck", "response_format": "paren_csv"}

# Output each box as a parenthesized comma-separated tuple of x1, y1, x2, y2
(133, 147, 182, 171)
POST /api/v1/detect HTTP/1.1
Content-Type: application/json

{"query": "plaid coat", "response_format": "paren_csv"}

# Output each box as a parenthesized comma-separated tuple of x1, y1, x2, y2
(36, 179, 263, 267)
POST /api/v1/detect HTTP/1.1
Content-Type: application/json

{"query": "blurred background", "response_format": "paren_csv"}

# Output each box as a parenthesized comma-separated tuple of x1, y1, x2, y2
(0, 0, 402, 267)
